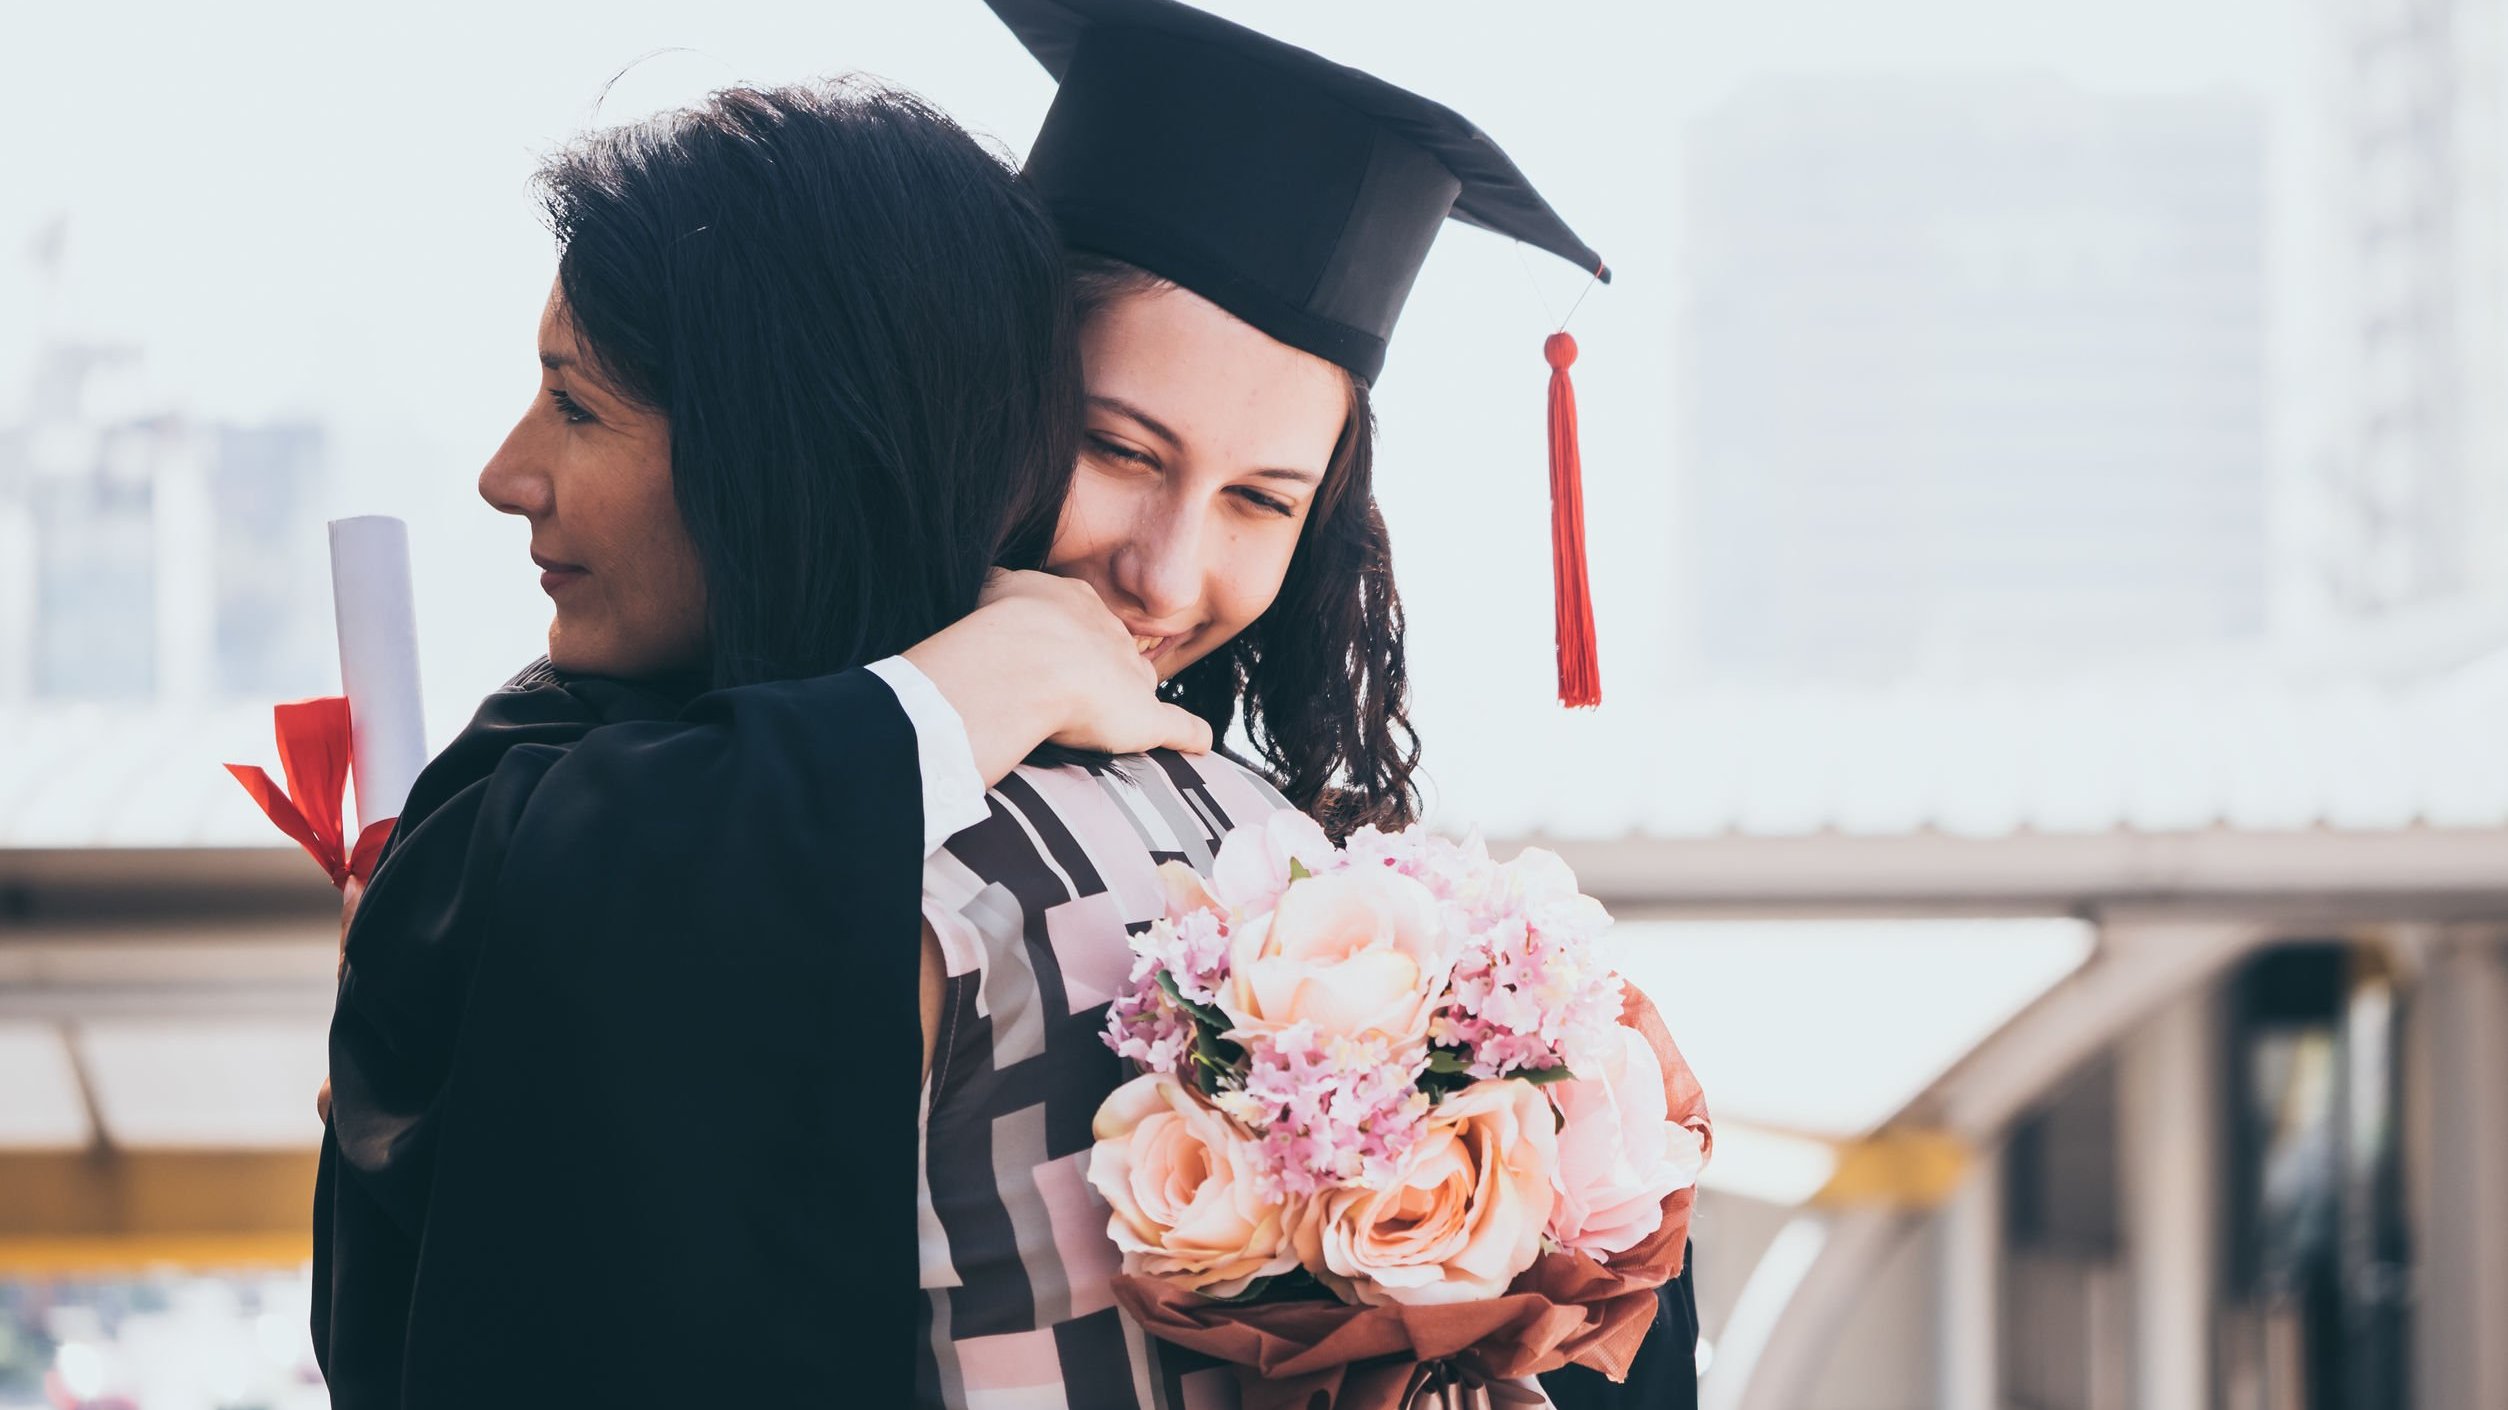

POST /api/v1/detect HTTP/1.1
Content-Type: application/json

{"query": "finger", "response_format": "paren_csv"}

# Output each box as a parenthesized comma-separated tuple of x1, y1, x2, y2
(1058, 574, 1126, 625)
(1155, 703, 1215, 755)
(316, 1078, 332, 1124)
(985, 568, 1054, 608)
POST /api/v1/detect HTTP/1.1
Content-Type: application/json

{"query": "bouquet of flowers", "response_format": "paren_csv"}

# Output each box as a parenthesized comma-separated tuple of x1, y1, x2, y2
(1092, 810, 1711, 1408)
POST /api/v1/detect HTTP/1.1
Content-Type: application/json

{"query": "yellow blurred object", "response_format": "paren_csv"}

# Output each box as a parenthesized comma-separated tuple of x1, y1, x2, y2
(0, 1232, 312, 1276)
(0, 1150, 317, 1275)
(1810, 1127, 1971, 1209)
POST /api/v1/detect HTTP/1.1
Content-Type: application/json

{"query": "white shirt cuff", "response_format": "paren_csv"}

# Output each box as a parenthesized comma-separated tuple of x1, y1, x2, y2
(866, 655, 991, 857)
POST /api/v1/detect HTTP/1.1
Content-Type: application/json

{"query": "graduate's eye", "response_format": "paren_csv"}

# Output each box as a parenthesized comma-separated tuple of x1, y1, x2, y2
(1234, 487, 1298, 518)
(1086, 433, 1158, 470)
(548, 389, 597, 426)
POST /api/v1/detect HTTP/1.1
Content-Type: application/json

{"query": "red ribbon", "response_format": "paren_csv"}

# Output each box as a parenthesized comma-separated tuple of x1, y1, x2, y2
(225, 695, 395, 890)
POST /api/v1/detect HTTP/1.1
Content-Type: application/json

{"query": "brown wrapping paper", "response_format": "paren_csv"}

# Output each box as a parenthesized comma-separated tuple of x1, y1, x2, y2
(1112, 985, 1713, 1410)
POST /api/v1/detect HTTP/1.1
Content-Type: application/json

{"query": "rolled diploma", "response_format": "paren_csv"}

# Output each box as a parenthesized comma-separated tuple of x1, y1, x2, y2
(328, 515, 428, 833)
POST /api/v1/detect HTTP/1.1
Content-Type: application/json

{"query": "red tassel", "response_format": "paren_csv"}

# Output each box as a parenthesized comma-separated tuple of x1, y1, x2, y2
(1546, 332, 1601, 708)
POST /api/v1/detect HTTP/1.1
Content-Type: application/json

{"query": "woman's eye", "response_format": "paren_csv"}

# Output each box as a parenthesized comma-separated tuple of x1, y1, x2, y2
(549, 389, 595, 426)
(1236, 488, 1297, 518)
(1087, 434, 1157, 469)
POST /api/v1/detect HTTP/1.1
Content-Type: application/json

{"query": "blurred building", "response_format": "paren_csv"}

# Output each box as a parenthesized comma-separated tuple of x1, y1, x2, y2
(1679, 77, 2269, 679)
(2299, 0, 2508, 623)
(209, 424, 330, 700)
(0, 328, 331, 708)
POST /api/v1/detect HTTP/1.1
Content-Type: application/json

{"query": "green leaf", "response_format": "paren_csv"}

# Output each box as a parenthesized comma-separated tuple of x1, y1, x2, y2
(1425, 1048, 1473, 1076)
(1516, 1065, 1581, 1087)
(1287, 857, 1312, 882)
(1154, 969, 1232, 1033)
(1193, 1024, 1242, 1068)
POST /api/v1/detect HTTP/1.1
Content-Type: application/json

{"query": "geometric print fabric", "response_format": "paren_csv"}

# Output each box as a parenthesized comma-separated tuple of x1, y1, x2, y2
(916, 751, 1289, 1408)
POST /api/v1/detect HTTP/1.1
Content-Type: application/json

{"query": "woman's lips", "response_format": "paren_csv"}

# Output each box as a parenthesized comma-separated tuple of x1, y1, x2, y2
(1131, 631, 1188, 662)
(532, 553, 588, 597)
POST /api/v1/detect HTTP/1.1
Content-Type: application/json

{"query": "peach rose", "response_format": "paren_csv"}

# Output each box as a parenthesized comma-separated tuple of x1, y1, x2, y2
(1209, 807, 1338, 913)
(1547, 1024, 1706, 1260)
(1157, 859, 1223, 920)
(1219, 867, 1457, 1051)
(1289, 1078, 1557, 1306)
(1087, 1073, 1302, 1298)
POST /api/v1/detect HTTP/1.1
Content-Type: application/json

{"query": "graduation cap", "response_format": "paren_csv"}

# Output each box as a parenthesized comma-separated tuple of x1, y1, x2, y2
(986, 0, 1609, 707)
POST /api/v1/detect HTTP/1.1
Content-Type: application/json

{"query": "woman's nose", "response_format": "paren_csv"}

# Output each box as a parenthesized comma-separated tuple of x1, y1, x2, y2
(1112, 499, 1206, 622)
(477, 415, 553, 521)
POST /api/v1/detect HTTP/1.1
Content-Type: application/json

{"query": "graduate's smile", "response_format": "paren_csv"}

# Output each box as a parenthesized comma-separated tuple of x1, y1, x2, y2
(1128, 624, 1190, 664)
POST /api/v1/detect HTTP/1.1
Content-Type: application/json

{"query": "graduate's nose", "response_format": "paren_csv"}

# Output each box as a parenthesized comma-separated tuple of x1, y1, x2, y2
(478, 415, 554, 522)
(1112, 498, 1206, 622)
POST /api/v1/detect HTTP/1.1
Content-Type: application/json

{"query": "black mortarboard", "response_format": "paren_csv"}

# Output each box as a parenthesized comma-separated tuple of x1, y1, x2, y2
(985, 0, 1609, 707)
(984, 0, 1609, 385)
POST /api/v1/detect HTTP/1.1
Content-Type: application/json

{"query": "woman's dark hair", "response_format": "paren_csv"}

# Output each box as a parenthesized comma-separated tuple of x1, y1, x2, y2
(1068, 256, 1421, 839)
(539, 80, 1079, 686)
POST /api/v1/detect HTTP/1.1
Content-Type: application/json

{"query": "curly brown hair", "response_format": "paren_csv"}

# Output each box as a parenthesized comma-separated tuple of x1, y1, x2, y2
(1068, 256, 1422, 838)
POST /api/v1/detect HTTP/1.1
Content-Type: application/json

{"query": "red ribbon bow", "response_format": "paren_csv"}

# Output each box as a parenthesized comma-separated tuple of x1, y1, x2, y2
(225, 696, 395, 890)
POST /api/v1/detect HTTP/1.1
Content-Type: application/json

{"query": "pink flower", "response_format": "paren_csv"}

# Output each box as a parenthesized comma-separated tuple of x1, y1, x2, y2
(1221, 867, 1458, 1053)
(1429, 849, 1624, 1080)
(1209, 808, 1339, 915)
(1228, 1025, 1431, 1197)
(1546, 1025, 1705, 1259)
(1288, 1079, 1558, 1306)
(1137, 869, 1234, 1006)
(1345, 825, 1498, 908)
(1104, 970, 1194, 1075)
(1103, 862, 1241, 1072)
(1087, 1073, 1304, 1298)
(1506, 846, 1585, 907)
(1339, 824, 1426, 876)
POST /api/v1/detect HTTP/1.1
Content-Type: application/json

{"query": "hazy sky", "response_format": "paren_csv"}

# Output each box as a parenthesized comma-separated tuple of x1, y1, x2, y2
(0, 0, 2302, 799)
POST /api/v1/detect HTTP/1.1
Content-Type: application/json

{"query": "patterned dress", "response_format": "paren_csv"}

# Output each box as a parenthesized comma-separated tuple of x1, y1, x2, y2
(916, 750, 1288, 1409)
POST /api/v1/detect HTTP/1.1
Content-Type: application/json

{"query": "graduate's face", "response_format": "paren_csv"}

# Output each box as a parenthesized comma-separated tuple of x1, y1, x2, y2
(477, 284, 708, 680)
(1048, 284, 1347, 678)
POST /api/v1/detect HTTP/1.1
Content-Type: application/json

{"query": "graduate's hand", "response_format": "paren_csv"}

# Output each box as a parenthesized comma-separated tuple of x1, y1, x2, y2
(906, 570, 1213, 786)
(315, 876, 363, 1124)
(338, 875, 363, 977)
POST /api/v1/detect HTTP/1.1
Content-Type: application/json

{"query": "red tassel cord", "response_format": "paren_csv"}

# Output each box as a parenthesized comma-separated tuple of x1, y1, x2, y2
(226, 695, 396, 890)
(1546, 332, 1601, 708)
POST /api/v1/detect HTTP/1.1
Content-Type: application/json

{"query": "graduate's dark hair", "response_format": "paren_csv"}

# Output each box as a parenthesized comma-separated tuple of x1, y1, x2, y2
(1069, 255, 1421, 839)
(537, 81, 1078, 687)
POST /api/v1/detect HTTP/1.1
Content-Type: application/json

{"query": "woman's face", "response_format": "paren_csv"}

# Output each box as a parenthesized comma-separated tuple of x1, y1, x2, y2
(1047, 284, 1349, 679)
(477, 283, 708, 679)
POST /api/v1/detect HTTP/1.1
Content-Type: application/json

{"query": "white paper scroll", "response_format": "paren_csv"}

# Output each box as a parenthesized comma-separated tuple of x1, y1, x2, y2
(328, 515, 428, 832)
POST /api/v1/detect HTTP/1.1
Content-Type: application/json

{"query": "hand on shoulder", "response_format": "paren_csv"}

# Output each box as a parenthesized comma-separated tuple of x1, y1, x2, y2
(906, 571, 1213, 785)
